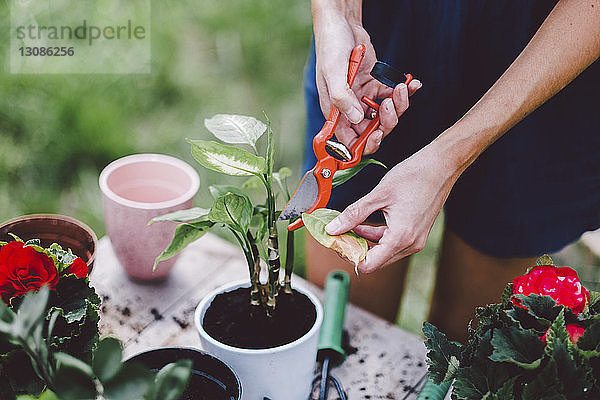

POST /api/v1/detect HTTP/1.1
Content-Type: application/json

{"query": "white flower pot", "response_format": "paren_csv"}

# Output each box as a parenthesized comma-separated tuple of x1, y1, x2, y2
(194, 280, 323, 400)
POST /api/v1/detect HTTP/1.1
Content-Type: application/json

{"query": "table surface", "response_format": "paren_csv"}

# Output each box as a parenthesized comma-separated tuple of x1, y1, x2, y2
(91, 234, 428, 400)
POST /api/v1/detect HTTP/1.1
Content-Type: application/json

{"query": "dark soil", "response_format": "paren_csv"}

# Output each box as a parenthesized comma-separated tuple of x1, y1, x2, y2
(203, 287, 317, 349)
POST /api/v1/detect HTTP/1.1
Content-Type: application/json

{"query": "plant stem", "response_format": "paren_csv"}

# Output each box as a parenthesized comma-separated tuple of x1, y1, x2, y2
(246, 231, 262, 307)
(263, 175, 280, 317)
(283, 227, 294, 294)
(230, 229, 260, 306)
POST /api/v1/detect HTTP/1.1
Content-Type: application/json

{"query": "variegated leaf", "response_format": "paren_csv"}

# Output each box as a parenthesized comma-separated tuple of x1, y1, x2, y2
(204, 114, 266, 149)
(302, 209, 368, 267)
(188, 139, 267, 176)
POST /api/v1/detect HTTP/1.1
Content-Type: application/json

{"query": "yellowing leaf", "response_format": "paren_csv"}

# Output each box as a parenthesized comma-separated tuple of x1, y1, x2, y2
(302, 209, 368, 267)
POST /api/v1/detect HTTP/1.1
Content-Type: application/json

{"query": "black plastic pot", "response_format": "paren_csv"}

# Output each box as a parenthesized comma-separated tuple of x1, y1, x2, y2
(127, 347, 241, 400)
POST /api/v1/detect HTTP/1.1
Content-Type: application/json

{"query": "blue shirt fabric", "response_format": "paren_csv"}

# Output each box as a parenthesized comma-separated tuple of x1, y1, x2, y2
(303, 0, 600, 257)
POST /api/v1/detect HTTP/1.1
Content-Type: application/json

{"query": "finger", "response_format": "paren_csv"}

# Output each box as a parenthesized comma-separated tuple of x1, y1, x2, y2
(378, 97, 399, 134)
(325, 192, 381, 235)
(316, 72, 332, 118)
(362, 129, 383, 155)
(358, 241, 396, 273)
(353, 224, 386, 242)
(391, 83, 410, 117)
(407, 79, 422, 96)
(335, 123, 361, 150)
(324, 69, 365, 124)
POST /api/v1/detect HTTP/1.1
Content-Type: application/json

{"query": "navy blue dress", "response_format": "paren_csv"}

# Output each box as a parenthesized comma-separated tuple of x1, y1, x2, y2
(303, 1, 600, 257)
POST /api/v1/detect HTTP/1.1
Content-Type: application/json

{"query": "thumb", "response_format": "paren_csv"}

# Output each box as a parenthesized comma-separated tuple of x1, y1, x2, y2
(325, 194, 379, 235)
(325, 72, 364, 124)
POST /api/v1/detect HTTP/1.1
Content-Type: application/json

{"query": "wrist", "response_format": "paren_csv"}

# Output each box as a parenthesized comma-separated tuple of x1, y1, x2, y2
(312, 0, 362, 25)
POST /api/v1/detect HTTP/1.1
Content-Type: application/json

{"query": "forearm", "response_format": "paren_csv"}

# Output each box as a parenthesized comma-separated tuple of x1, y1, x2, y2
(311, 0, 362, 26)
(436, 0, 600, 179)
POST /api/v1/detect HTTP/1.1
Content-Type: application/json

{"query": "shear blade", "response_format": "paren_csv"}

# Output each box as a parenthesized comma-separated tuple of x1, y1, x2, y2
(279, 169, 318, 221)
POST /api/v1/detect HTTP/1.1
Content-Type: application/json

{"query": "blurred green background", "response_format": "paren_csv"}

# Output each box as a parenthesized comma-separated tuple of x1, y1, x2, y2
(1, 0, 598, 337)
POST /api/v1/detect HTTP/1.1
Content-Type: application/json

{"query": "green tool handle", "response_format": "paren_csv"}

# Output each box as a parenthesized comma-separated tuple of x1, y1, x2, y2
(415, 378, 451, 400)
(318, 270, 350, 366)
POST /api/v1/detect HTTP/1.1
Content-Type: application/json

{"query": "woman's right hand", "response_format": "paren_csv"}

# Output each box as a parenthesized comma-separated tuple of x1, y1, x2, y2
(312, 0, 421, 154)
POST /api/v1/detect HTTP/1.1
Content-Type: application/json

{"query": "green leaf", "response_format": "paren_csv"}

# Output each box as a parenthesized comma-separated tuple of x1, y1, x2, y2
(208, 185, 251, 201)
(452, 367, 491, 400)
(332, 159, 386, 188)
(422, 322, 462, 384)
(14, 287, 49, 338)
(53, 352, 96, 400)
(148, 208, 210, 225)
(48, 276, 100, 324)
(17, 389, 60, 400)
(265, 113, 274, 176)
(149, 359, 192, 400)
(102, 361, 154, 400)
(55, 352, 94, 376)
(273, 167, 292, 199)
(188, 139, 266, 177)
(92, 337, 123, 383)
(494, 376, 518, 399)
(543, 309, 569, 357)
(520, 361, 566, 400)
(588, 290, 600, 314)
(208, 192, 253, 234)
(489, 326, 544, 369)
(535, 254, 555, 266)
(204, 114, 266, 150)
(153, 221, 214, 270)
(242, 175, 263, 190)
(302, 209, 368, 267)
(578, 320, 600, 352)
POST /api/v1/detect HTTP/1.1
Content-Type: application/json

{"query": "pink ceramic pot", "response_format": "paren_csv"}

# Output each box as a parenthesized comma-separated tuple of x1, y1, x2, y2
(99, 154, 200, 281)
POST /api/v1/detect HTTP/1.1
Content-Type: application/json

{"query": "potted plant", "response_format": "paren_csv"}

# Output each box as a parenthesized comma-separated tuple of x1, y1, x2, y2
(153, 113, 378, 399)
(0, 214, 98, 270)
(423, 255, 600, 399)
(0, 236, 194, 400)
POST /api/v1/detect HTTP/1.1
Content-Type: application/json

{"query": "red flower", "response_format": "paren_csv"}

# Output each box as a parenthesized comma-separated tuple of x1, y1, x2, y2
(65, 257, 88, 278)
(0, 241, 59, 304)
(541, 324, 586, 345)
(512, 265, 589, 314)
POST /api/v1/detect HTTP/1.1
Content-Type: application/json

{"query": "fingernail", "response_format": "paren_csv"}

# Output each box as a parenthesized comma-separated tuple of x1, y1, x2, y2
(325, 218, 342, 234)
(347, 107, 363, 124)
(416, 82, 423, 90)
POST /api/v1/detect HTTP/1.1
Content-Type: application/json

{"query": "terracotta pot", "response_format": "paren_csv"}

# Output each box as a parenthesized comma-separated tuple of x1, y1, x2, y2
(0, 214, 98, 270)
(127, 347, 241, 400)
(195, 280, 323, 400)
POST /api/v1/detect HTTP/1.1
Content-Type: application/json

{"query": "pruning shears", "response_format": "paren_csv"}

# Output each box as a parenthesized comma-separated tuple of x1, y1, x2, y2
(279, 44, 413, 230)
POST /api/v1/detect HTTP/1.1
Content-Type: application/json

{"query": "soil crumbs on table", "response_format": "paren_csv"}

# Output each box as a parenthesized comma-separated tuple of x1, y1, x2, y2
(203, 287, 317, 349)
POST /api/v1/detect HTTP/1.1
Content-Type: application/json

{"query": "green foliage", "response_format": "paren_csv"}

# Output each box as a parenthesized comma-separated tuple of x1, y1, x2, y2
(153, 221, 214, 269)
(204, 114, 267, 152)
(148, 207, 210, 225)
(422, 322, 461, 384)
(331, 158, 386, 188)
(424, 280, 600, 399)
(208, 192, 254, 234)
(0, 289, 191, 400)
(188, 139, 267, 177)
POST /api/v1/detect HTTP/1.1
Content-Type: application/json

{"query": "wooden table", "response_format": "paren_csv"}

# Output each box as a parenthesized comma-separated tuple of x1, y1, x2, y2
(91, 234, 428, 399)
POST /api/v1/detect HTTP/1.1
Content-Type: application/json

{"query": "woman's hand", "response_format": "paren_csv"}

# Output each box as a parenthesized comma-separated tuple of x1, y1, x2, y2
(324, 141, 459, 273)
(312, 0, 421, 154)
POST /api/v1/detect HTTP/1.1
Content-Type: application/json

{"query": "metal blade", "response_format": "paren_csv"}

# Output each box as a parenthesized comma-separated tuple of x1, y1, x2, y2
(279, 169, 318, 220)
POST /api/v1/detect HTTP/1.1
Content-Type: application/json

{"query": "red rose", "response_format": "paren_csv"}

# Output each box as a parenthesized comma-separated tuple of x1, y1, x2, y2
(0, 241, 59, 304)
(512, 265, 589, 314)
(541, 324, 586, 345)
(65, 257, 88, 278)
